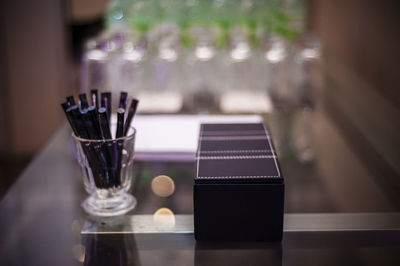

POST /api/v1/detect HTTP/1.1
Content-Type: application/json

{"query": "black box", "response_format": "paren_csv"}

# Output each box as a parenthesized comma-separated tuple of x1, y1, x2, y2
(194, 123, 284, 241)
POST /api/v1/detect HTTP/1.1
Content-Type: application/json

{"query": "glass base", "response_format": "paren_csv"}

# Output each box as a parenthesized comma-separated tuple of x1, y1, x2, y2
(82, 193, 137, 217)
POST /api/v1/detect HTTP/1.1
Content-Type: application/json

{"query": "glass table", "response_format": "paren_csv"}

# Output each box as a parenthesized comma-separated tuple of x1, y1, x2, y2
(0, 112, 399, 266)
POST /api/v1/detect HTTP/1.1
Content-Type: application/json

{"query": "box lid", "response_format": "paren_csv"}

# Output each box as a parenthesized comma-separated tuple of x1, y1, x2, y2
(195, 123, 283, 184)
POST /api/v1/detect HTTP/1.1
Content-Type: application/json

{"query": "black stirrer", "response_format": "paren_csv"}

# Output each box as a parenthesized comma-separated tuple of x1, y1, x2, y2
(79, 93, 89, 109)
(62, 104, 88, 139)
(114, 108, 125, 186)
(116, 108, 125, 138)
(119, 91, 128, 110)
(87, 106, 102, 139)
(97, 107, 115, 187)
(80, 108, 98, 139)
(123, 98, 139, 136)
(90, 89, 98, 108)
(68, 105, 89, 139)
(98, 107, 112, 139)
(101, 92, 112, 124)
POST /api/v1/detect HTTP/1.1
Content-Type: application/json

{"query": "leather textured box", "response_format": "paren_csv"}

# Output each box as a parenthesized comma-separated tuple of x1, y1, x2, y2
(194, 123, 284, 241)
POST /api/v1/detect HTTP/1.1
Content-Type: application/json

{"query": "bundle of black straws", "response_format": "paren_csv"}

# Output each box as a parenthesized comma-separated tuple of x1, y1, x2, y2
(61, 90, 139, 189)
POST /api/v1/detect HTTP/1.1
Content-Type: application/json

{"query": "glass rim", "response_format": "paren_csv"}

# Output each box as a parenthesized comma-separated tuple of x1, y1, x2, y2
(72, 126, 136, 143)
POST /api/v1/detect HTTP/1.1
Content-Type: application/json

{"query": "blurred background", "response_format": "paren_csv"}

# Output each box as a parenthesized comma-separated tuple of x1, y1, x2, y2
(0, 0, 399, 212)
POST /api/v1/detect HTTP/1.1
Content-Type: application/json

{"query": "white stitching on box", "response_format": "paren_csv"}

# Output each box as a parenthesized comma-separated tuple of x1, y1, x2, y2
(200, 135, 269, 141)
(196, 175, 280, 179)
(200, 149, 274, 154)
(201, 130, 267, 135)
(198, 155, 276, 160)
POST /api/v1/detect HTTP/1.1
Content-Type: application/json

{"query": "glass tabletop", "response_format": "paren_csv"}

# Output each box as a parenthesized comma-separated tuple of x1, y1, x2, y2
(0, 112, 399, 266)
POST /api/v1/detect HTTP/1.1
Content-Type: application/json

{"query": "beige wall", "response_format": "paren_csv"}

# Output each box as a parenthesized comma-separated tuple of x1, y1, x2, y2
(309, 0, 399, 105)
(308, 0, 400, 208)
(0, 0, 73, 156)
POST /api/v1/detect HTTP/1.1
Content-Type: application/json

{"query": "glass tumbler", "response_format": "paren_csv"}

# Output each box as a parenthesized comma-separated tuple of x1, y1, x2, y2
(73, 127, 136, 216)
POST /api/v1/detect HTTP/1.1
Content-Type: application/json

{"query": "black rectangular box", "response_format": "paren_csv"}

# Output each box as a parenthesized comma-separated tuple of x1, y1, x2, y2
(194, 123, 284, 241)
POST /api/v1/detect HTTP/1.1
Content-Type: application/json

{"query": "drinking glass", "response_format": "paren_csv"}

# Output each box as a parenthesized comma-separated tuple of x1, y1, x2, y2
(73, 127, 136, 216)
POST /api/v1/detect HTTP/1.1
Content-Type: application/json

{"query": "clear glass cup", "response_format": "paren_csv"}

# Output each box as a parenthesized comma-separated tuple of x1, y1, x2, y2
(73, 127, 136, 216)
